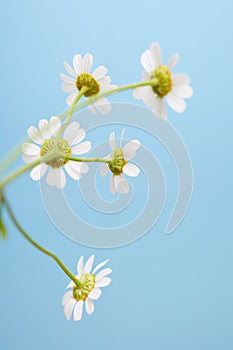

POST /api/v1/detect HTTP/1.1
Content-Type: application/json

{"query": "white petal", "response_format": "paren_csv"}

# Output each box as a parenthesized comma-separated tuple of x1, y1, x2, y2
(73, 54, 83, 74)
(22, 154, 40, 164)
(82, 53, 93, 73)
(85, 298, 94, 315)
(64, 298, 76, 320)
(123, 140, 141, 160)
(88, 102, 97, 114)
(57, 168, 66, 189)
(62, 83, 76, 93)
(115, 175, 129, 194)
(96, 268, 112, 281)
(63, 61, 77, 77)
(27, 126, 44, 144)
(92, 259, 110, 274)
(109, 132, 116, 150)
(123, 163, 140, 177)
(133, 86, 148, 100)
(66, 91, 78, 106)
(88, 287, 102, 300)
(63, 122, 81, 145)
(64, 163, 81, 180)
(22, 143, 41, 156)
(166, 92, 186, 113)
(62, 290, 73, 306)
(95, 277, 111, 288)
(150, 42, 162, 66)
(172, 73, 190, 86)
(172, 85, 193, 99)
(167, 53, 179, 71)
(142, 71, 150, 82)
(100, 83, 117, 93)
(69, 160, 89, 174)
(71, 141, 91, 155)
(110, 175, 116, 195)
(100, 163, 109, 177)
(152, 97, 167, 120)
(141, 50, 154, 72)
(92, 66, 108, 80)
(50, 116, 61, 137)
(73, 300, 83, 321)
(66, 280, 75, 289)
(46, 168, 57, 187)
(60, 73, 76, 84)
(77, 256, 84, 275)
(85, 255, 95, 273)
(39, 119, 51, 139)
(30, 163, 48, 181)
(47, 168, 66, 189)
(98, 75, 111, 87)
(143, 88, 155, 106)
(95, 97, 111, 115)
(120, 129, 125, 148)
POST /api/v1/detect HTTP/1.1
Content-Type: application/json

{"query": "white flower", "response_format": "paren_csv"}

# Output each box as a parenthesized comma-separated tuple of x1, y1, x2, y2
(100, 130, 141, 194)
(62, 255, 112, 321)
(22, 116, 91, 189)
(133, 42, 193, 120)
(60, 53, 117, 115)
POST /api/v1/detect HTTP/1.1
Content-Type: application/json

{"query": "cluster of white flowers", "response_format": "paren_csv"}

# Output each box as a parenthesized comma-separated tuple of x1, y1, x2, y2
(20, 42, 193, 322)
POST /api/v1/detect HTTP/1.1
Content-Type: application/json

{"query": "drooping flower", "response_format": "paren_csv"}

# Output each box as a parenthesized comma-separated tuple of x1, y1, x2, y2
(100, 130, 141, 194)
(62, 255, 112, 321)
(61, 53, 116, 115)
(133, 42, 193, 119)
(22, 116, 91, 189)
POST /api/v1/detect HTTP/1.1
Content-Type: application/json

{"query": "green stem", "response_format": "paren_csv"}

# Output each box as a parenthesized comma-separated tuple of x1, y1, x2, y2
(2, 194, 82, 287)
(66, 156, 110, 163)
(0, 153, 60, 190)
(57, 86, 88, 137)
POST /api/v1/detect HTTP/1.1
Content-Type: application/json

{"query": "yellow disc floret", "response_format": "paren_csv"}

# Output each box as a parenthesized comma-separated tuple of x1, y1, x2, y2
(151, 65, 172, 98)
(108, 148, 127, 176)
(76, 73, 100, 97)
(73, 273, 96, 301)
(40, 138, 71, 168)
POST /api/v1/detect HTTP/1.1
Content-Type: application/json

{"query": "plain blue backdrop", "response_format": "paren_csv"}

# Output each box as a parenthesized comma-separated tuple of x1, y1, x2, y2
(0, 0, 232, 349)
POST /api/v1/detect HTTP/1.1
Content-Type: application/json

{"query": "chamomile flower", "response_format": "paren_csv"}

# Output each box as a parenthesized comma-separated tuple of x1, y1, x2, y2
(100, 130, 141, 194)
(61, 53, 116, 115)
(62, 255, 112, 321)
(22, 116, 91, 189)
(133, 42, 193, 119)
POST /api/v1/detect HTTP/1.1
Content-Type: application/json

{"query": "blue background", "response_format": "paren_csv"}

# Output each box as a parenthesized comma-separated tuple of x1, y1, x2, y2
(0, 0, 232, 349)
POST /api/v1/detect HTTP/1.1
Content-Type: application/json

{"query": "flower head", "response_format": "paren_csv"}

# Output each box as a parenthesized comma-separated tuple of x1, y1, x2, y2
(61, 53, 116, 115)
(100, 130, 141, 194)
(22, 116, 91, 189)
(62, 255, 112, 321)
(133, 42, 193, 119)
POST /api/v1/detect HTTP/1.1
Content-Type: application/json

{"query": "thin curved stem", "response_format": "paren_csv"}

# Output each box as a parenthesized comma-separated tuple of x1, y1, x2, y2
(2, 194, 82, 287)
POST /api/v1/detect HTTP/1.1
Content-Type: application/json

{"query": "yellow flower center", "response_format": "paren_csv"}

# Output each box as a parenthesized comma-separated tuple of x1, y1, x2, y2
(108, 148, 127, 176)
(40, 138, 71, 168)
(73, 273, 96, 301)
(150, 65, 172, 98)
(76, 73, 100, 97)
